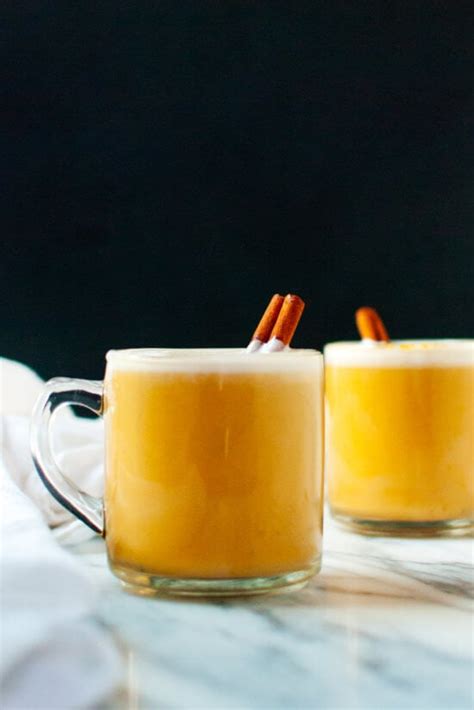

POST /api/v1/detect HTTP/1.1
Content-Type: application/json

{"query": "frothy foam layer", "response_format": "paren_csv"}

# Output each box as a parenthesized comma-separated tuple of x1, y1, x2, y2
(106, 348, 322, 373)
(324, 340, 474, 367)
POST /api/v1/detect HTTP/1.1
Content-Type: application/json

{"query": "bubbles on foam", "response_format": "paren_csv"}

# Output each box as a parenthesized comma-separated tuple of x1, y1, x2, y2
(324, 340, 474, 368)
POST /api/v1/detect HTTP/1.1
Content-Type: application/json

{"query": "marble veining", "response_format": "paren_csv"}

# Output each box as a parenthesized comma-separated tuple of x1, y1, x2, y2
(74, 515, 474, 709)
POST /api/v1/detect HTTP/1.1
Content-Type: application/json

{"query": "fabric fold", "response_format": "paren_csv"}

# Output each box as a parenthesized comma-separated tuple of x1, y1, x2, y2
(0, 358, 122, 708)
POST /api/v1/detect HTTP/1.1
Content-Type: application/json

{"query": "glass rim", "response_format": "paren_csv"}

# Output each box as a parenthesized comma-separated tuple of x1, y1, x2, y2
(325, 338, 474, 350)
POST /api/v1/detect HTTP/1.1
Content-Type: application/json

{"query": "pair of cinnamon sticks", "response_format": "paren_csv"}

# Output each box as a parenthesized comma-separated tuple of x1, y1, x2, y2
(247, 296, 389, 352)
(247, 294, 305, 353)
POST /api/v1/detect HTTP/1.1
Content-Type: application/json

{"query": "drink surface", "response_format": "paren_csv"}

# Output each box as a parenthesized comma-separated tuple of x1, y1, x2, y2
(325, 341, 474, 522)
(325, 339, 474, 366)
(104, 349, 323, 578)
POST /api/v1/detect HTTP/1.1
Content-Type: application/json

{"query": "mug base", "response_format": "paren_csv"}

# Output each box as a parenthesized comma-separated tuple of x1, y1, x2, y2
(110, 560, 320, 598)
(330, 509, 474, 537)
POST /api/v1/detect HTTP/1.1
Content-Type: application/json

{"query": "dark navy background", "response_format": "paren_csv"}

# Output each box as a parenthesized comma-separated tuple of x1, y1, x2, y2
(1, 2, 473, 379)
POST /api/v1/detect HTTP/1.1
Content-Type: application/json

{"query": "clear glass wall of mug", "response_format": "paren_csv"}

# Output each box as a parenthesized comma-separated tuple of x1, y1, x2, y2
(31, 348, 324, 595)
(324, 340, 474, 536)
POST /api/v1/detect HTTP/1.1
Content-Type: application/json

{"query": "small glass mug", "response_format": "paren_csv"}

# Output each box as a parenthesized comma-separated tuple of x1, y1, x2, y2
(324, 339, 474, 536)
(31, 348, 324, 596)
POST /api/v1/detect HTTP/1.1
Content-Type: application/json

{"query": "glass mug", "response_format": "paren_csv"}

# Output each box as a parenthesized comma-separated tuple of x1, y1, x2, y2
(325, 339, 474, 536)
(31, 348, 324, 596)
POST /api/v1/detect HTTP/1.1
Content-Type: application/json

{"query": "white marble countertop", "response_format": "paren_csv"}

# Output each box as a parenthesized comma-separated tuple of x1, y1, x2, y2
(75, 516, 473, 709)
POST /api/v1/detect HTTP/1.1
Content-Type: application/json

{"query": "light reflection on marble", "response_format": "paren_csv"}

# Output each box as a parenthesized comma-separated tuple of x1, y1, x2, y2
(76, 515, 474, 709)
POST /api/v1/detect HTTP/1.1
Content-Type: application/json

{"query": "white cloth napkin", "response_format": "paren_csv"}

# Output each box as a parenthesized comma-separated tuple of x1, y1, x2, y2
(0, 358, 122, 709)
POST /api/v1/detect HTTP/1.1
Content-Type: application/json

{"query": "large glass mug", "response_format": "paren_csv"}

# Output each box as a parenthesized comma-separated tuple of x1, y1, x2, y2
(324, 339, 474, 536)
(31, 348, 324, 596)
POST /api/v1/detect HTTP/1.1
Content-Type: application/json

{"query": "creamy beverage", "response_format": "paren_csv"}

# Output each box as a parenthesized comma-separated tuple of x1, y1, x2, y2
(103, 349, 324, 589)
(325, 340, 474, 534)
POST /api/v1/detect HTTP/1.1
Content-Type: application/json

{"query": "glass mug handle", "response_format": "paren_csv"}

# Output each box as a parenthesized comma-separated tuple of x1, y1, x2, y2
(30, 377, 104, 535)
